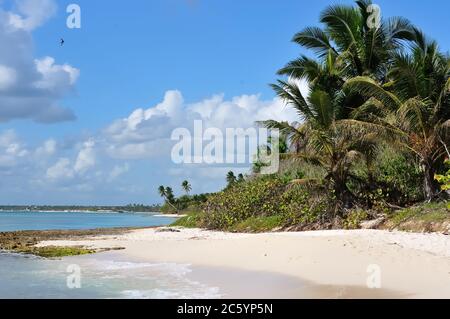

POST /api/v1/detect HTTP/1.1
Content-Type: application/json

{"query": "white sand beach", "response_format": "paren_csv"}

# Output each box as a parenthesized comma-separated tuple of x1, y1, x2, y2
(37, 228, 450, 299)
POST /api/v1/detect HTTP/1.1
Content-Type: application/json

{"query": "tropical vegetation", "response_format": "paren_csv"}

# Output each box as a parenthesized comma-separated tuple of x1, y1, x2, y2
(173, 0, 449, 232)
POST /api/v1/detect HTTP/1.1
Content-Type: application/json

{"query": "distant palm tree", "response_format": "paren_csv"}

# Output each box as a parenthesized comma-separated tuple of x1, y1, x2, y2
(181, 180, 192, 195)
(157, 185, 178, 213)
(158, 185, 166, 198)
(226, 171, 237, 186)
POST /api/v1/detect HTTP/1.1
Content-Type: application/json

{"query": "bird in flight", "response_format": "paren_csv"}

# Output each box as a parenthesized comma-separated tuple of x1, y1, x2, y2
(60, 38, 65, 46)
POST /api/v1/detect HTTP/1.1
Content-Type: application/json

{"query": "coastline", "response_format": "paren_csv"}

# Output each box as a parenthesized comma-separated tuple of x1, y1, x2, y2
(36, 227, 450, 299)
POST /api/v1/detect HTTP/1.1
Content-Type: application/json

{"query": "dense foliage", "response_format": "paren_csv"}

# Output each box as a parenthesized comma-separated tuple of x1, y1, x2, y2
(190, 0, 449, 231)
(171, 0, 449, 232)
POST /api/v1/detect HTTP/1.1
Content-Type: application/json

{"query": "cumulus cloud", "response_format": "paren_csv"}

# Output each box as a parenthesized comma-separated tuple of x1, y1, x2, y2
(103, 90, 298, 160)
(0, 129, 28, 169)
(8, 0, 57, 31)
(74, 139, 96, 174)
(35, 139, 57, 157)
(108, 163, 130, 181)
(0, 0, 78, 123)
(0, 86, 304, 203)
(46, 158, 74, 180)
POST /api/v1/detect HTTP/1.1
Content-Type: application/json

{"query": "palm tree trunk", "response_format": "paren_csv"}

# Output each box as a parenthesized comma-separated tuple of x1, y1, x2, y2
(332, 175, 354, 209)
(421, 161, 440, 201)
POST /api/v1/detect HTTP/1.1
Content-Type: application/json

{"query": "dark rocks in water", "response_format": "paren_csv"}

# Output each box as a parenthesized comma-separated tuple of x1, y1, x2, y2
(0, 227, 147, 257)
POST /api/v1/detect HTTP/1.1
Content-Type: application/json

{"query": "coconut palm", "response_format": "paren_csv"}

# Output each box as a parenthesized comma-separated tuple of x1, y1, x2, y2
(226, 171, 237, 186)
(158, 186, 166, 198)
(281, 0, 416, 83)
(345, 30, 450, 200)
(261, 83, 386, 208)
(181, 180, 192, 195)
(157, 185, 178, 213)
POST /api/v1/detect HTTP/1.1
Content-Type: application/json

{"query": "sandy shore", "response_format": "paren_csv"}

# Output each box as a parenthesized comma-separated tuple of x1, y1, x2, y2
(37, 228, 450, 299)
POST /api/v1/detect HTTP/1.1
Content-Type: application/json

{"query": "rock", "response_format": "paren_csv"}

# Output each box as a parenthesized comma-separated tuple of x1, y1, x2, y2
(156, 228, 181, 233)
(360, 217, 386, 230)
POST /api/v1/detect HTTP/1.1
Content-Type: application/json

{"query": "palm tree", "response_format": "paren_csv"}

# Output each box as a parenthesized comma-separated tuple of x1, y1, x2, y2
(181, 180, 192, 195)
(345, 30, 450, 200)
(165, 187, 175, 203)
(158, 185, 166, 198)
(261, 84, 385, 208)
(282, 0, 416, 83)
(226, 171, 237, 186)
(157, 185, 178, 213)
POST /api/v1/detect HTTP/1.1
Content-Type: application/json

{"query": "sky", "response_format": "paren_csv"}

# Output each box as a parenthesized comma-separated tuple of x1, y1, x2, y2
(0, 0, 449, 205)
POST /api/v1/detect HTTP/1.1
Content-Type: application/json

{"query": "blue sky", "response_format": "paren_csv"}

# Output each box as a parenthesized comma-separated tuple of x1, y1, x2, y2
(0, 0, 449, 205)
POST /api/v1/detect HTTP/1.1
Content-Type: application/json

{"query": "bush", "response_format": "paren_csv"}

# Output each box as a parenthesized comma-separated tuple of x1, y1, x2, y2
(200, 175, 336, 230)
(202, 176, 287, 229)
(343, 210, 369, 229)
(350, 145, 423, 206)
(435, 160, 450, 191)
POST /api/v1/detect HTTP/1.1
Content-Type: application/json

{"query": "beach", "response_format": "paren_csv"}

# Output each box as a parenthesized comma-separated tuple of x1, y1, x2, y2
(36, 228, 450, 299)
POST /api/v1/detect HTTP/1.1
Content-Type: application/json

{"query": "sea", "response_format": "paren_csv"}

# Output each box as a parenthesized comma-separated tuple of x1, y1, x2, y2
(0, 211, 221, 299)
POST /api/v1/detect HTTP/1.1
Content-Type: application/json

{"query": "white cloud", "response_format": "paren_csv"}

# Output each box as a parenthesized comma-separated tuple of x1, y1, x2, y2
(0, 0, 78, 123)
(108, 163, 130, 181)
(0, 83, 304, 202)
(103, 90, 298, 160)
(34, 57, 80, 92)
(74, 139, 96, 174)
(8, 0, 57, 31)
(46, 158, 74, 180)
(0, 65, 17, 90)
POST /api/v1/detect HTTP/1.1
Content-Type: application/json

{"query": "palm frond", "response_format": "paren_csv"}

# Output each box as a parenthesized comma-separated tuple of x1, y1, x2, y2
(292, 27, 337, 58)
(345, 76, 402, 110)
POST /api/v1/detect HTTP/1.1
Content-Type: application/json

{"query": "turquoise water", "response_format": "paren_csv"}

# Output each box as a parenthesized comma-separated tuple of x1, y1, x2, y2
(0, 211, 220, 299)
(0, 251, 221, 299)
(0, 211, 175, 232)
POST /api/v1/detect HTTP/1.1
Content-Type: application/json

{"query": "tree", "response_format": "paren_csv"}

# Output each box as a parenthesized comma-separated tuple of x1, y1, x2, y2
(345, 29, 450, 200)
(226, 171, 237, 186)
(262, 85, 385, 208)
(181, 180, 192, 195)
(237, 174, 245, 183)
(281, 0, 416, 83)
(158, 185, 166, 198)
(157, 185, 178, 213)
(259, 0, 428, 208)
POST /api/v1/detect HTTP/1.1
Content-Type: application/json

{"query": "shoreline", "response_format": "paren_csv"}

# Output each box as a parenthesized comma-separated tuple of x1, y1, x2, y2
(34, 227, 450, 299)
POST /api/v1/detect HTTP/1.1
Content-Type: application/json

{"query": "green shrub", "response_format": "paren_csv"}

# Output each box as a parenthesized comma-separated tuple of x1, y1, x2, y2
(435, 160, 450, 201)
(171, 211, 206, 228)
(374, 147, 423, 204)
(230, 215, 285, 233)
(343, 210, 369, 229)
(200, 175, 336, 230)
(202, 175, 287, 229)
